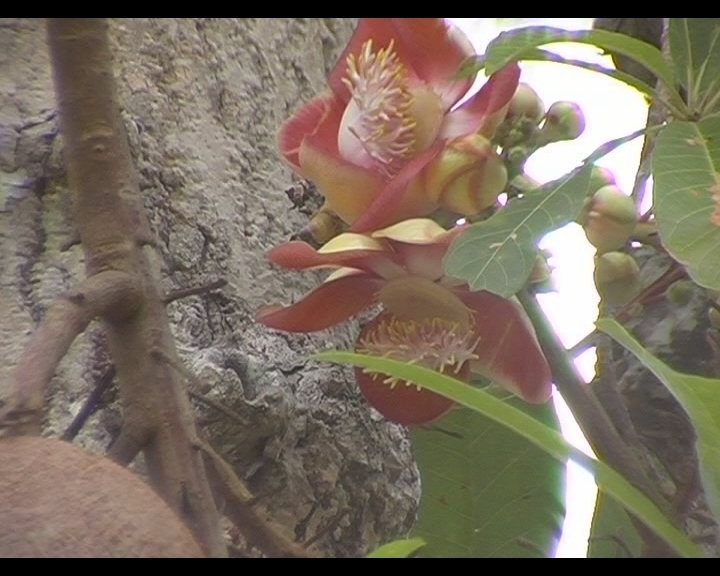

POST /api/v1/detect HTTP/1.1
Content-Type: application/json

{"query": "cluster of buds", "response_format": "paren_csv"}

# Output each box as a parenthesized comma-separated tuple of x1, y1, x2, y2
(492, 83, 586, 178)
(573, 167, 644, 307)
(257, 19, 589, 425)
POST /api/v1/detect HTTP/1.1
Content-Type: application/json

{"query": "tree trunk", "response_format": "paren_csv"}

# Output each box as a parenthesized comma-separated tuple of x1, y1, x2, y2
(0, 18, 418, 557)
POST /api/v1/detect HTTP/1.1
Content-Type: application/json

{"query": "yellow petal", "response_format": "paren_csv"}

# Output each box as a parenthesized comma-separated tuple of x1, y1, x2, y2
(299, 139, 385, 224)
(371, 218, 448, 244)
(318, 232, 387, 254)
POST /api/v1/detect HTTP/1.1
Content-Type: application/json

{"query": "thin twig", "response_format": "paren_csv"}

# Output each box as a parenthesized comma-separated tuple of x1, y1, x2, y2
(158, 350, 307, 557)
(302, 509, 350, 549)
(517, 289, 676, 556)
(163, 278, 227, 305)
(0, 270, 139, 437)
(188, 390, 251, 428)
(567, 262, 687, 358)
(62, 366, 116, 441)
(196, 439, 309, 558)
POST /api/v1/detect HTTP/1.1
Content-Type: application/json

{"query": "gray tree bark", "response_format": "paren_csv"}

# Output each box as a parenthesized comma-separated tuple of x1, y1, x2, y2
(595, 247, 720, 555)
(0, 18, 418, 557)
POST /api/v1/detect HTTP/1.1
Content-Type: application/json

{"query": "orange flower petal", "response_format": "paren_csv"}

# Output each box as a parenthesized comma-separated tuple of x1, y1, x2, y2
(455, 290, 553, 404)
(440, 63, 521, 139)
(256, 272, 381, 332)
(298, 132, 386, 224)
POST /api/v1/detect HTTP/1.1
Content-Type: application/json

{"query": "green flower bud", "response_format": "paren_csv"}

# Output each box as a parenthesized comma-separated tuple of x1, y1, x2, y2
(581, 185, 637, 253)
(540, 101, 586, 143)
(594, 251, 641, 306)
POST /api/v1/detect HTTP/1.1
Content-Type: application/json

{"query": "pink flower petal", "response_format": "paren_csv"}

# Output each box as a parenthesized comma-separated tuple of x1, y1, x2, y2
(256, 272, 381, 332)
(327, 19, 419, 101)
(267, 240, 402, 277)
(390, 18, 475, 109)
(455, 289, 553, 404)
(440, 63, 521, 139)
(391, 242, 448, 281)
(277, 92, 344, 175)
(349, 142, 443, 233)
(327, 18, 472, 109)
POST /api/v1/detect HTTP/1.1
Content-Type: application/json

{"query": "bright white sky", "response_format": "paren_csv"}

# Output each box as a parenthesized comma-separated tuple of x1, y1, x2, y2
(447, 17, 649, 558)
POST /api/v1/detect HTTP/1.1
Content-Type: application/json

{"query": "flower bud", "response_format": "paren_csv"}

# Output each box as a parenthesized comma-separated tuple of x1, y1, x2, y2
(423, 133, 508, 215)
(593, 251, 641, 306)
(588, 166, 616, 196)
(665, 279, 695, 306)
(507, 83, 545, 124)
(540, 101, 586, 143)
(581, 185, 637, 253)
(526, 252, 555, 293)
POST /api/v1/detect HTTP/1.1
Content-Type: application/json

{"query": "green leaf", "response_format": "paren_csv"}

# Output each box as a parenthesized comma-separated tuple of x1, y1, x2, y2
(365, 538, 426, 558)
(669, 19, 720, 111)
(443, 164, 592, 297)
(314, 351, 704, 558)
(588, 493, 642, 558)
(411, 400, 565, 558)
(652, 118, 720, 291)
(484, 26, 683, 109)
(597, 318, 720, 526)
(457, 49, 656, 97)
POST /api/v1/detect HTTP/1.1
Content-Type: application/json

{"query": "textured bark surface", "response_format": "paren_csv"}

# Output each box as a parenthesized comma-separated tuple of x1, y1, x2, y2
(0, 18, 418, 557)
(594, 247, 720, 555)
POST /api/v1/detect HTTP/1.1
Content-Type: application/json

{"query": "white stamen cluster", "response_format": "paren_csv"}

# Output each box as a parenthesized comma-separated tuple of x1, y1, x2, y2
(356, 316, 480, 389)
(342, 40, 416, 178)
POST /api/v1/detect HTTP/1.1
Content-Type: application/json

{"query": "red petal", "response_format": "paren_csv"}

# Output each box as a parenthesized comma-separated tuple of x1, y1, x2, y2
(256, 273, 380, 332)
(353, 311, 464, 426)
(267, 240, 401, 276)
(349, 142, 443, 233)
(327, 18, 472, 109)
(355, 366, 454, 426)
(440, 63, 521, 139)
(456, 290, 552, 403)
(277, 92, 343, 173)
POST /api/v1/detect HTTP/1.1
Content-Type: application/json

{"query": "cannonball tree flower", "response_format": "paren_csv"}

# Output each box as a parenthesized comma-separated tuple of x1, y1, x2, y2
(277, 18, 521, 233)
(256, 219, 553, 425)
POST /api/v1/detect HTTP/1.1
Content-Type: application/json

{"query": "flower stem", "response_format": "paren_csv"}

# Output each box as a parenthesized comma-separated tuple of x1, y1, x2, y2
(516, 289, 678, 556)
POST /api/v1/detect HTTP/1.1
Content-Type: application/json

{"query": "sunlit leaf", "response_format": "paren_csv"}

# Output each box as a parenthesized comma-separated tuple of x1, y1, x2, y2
(314, 350, 704, 558)
(669, 19, 720, 110)
(365, 537, 426, 558)
(483, 26, 683, 108)
(411, 399, 564, 558)
(458, 49, 656, 97)
(597, 318, 720, 526)
(443, 164, 591, 297)
(652, 118, 720, 291)
(588, 493, 642, 558)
